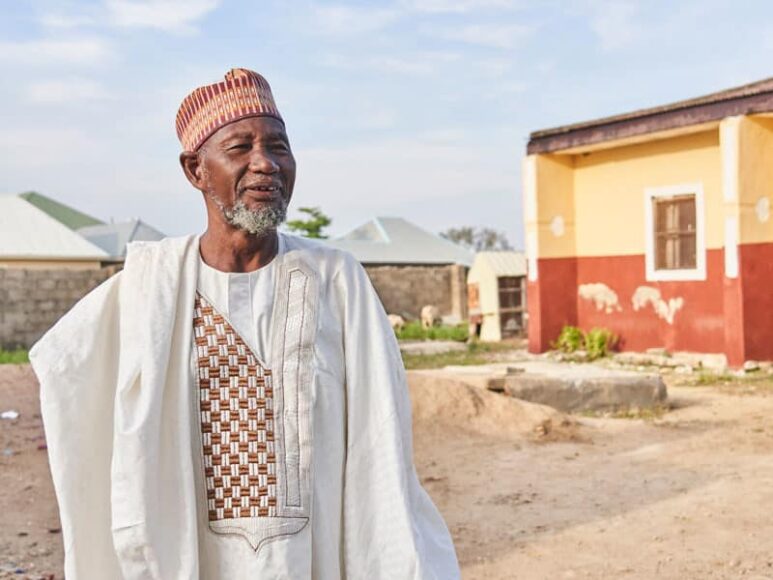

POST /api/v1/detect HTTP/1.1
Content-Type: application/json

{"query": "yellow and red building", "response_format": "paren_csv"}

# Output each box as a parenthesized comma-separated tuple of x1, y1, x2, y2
(524, 79, 773, 366)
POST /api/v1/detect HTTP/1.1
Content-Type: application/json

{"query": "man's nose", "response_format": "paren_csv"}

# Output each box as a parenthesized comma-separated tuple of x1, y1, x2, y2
(248, 149, 279, 173)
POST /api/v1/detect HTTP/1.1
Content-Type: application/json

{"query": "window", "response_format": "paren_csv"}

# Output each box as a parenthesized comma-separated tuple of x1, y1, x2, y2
(645, 184, 705, 281)
(653, 195, 696, 270)
(498, 276, 526, 337)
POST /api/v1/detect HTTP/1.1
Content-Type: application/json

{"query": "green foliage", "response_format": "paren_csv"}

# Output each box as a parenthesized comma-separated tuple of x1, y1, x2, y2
(401, 341, 515, 370)
(285, 207, 332, 239)
(584, 327, 617, 361)
(553, 325, 585, 353)
(395, 320, 469, 342)
(552, 325, 617, 360)
(439, 226, 513, 251)
(0, 349, 29, 364)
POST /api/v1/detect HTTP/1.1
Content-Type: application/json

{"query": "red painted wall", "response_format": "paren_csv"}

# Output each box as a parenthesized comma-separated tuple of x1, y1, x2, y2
(528, 246, 773, 365)
(527, 257, 577, 353)
(576, 251, 726, 354)
(740, 242, 773, 362)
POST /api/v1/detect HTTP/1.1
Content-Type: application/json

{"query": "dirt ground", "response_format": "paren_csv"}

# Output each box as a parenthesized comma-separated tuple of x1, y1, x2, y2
(3, 364, 773, 579)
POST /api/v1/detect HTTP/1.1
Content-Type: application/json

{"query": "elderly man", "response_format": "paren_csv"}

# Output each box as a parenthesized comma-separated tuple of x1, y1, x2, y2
(30, 68, 459, 579)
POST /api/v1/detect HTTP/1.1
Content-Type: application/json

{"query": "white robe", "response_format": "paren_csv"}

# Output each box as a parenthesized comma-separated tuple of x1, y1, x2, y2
(30, 233, 460, 580)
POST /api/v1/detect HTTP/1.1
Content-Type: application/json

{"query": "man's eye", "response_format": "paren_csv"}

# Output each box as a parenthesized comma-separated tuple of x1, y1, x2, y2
(227, 143, 250, 151)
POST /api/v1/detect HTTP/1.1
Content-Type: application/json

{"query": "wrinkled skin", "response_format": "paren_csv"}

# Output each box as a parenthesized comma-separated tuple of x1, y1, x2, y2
(180, 116, 296, 272)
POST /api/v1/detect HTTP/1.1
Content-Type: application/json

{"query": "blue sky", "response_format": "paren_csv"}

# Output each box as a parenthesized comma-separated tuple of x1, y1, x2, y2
(2, 0, 773, 248)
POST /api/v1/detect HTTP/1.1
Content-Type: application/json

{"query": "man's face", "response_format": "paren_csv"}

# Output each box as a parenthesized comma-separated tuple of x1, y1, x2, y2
(185, 116, 296, 236)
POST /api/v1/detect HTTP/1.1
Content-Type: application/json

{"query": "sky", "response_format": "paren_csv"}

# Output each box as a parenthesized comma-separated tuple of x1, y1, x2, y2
(2, 0, 773, 249)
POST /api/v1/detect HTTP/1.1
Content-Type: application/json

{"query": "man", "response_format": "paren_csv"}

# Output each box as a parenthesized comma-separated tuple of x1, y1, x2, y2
(30, 68, 460, 579)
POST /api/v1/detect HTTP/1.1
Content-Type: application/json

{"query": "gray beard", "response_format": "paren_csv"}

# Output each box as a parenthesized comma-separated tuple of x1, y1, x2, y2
(213, 197, 288, 236)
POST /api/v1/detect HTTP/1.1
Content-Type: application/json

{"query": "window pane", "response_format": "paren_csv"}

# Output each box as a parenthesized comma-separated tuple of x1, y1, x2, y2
(498, 276, 519, 289)
(678, 198, 696, 232)
(500, 311, 523, 338)
(653, 194, 697, 271)
(499, 290, 521, 310)
(679, 233, 696, 269)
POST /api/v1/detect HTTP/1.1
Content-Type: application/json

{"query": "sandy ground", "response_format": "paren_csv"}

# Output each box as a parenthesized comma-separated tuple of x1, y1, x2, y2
(3, 363, 773, 579)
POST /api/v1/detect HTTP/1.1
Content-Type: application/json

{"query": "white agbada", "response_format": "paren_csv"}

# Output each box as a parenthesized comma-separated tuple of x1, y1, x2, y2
(30, 233, 460, 580)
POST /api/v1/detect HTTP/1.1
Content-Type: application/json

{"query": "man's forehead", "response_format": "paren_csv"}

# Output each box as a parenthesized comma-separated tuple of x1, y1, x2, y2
(210, 117, 288, 143)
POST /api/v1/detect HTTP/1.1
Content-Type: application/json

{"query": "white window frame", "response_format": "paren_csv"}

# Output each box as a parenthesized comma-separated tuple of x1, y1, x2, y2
(644, 183, 706, 282)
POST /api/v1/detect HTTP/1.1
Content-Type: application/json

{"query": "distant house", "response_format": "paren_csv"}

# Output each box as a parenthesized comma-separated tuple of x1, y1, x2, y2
(78, 219, 166, 259)
(525, 77, 773, 366)
(18, 191, 103, 231)
(467, 252, 527, 341)
(0, 194, 108, 269)
(325, 217, 474, 321)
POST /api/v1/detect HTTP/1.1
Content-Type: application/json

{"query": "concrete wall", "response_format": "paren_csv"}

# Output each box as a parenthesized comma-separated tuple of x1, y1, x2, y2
(0, 266, 120, 350)
(364, 264, 468, 321)
(1, 261, 469, 350)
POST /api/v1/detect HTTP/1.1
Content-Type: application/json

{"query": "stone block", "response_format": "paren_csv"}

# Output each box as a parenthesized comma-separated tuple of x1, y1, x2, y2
(503, 373, 667, 413)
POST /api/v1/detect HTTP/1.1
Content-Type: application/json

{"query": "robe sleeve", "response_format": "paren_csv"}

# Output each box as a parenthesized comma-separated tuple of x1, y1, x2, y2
(29, 273, 125, 580)
(336, 254, 460, 580)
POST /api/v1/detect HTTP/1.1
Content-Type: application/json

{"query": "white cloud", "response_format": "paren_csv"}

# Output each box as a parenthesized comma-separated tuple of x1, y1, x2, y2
(429, 23, 533, 49)
(586, 0, 642, 50)
(321, 51, 460, 76)
(0, 128, 98, 169)
(296, 138, 512, 206)
(106, 0, 221, 34)
(0, 38, 113, 66)
(40, 12, 99, 29)
(311, 4, 400, 35)
(401, 0, 518, 13)
(27, 79, 113, 104)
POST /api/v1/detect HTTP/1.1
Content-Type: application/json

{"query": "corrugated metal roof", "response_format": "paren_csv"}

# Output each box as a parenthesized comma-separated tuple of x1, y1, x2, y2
(18, 191, 103, 230)
(78, 219, 166, 258)
(531, 76, 773, 139)
(324, 217, 474, 266)
(473, 251, 527, 276)
(0, 194, 108, 260)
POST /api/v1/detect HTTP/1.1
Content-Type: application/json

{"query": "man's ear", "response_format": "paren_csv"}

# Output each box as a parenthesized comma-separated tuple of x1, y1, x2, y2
(180, 150, 206, 191)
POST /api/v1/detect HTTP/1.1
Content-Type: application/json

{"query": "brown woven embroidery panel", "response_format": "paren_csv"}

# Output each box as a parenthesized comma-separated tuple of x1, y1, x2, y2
(193, 293, 278, 521)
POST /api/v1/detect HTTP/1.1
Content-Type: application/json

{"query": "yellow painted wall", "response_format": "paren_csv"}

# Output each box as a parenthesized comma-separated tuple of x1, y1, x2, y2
(572, 130, 722, 257)
(738, 116, 773, 244)
(528, 154, 576, 258)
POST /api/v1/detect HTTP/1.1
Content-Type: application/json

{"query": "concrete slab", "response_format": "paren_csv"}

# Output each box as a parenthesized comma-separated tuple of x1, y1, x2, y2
(440, 361, 667, 413)
(399, 340, 467, 356)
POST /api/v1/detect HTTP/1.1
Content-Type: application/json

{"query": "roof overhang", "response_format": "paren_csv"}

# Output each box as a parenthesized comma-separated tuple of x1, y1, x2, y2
(528, 78, 773, 155)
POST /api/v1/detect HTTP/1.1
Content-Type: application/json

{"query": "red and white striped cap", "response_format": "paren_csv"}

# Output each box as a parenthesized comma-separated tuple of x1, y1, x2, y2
(175, 68, 283, 152)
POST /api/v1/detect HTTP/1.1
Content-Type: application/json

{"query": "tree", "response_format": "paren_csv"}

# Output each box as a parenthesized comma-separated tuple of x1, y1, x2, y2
(286, 207, 332, 239)
(440, 226, 513, 251)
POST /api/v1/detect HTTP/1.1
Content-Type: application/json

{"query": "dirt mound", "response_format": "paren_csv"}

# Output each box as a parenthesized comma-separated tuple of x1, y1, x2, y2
(407, 370, 580, 442)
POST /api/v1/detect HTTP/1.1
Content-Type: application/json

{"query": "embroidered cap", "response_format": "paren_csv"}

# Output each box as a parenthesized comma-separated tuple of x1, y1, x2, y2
(175, 68, 284, 152)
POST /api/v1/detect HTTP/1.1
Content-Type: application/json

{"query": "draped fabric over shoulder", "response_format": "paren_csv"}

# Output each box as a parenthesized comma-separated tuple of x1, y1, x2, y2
(30, 233, 460, 580)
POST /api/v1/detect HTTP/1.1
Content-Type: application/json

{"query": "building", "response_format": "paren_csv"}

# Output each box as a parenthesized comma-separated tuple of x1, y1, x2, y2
(18, 191, 104, 231)
(524, 78, 773, 366)
(467, 251, 527, 341)
(0, 194, 108, 269)
(78, 218, 166, 259)
(324, 217, 474, 321)
(0, 193, 115, 349)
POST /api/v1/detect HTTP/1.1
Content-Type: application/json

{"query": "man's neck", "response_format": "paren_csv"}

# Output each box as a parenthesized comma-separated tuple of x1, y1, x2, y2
(199, 227, 279, 273)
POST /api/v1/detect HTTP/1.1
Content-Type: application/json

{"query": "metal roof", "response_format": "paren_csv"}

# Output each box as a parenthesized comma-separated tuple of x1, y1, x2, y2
(472, 251, 527, 276)
(324, 217, 474, 266)
(18, 191, 103, 230)
(0, 194, 109, 261)
(528, 76, 773, 154)
(78, 219, 166, 258)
